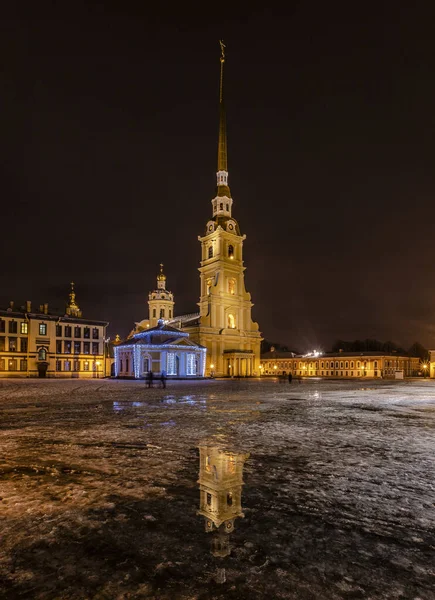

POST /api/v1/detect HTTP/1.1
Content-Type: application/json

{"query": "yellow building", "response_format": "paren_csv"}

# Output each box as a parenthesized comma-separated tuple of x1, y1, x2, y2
(169, 44, 262, 377)
(0, 283, 108, 378)
(261, 351, 420, 378)
(197, 445, 249, 558)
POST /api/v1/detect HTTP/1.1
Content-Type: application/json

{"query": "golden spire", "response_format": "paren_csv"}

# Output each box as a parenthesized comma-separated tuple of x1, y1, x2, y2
(66, 281, 82, 317)
(217, 40, 231, 198)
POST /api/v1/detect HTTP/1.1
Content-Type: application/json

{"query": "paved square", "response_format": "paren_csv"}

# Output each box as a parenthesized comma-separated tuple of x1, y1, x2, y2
(1, 379, 434, 599)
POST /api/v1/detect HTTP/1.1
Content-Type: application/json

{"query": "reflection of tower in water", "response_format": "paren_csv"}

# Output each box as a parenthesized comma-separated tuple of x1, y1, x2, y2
(197, 446, 250, 559)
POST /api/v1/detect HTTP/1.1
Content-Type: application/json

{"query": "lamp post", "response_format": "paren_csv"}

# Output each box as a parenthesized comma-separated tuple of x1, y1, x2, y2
(210, 363, 215, 378)
(422, 363, 428, 378)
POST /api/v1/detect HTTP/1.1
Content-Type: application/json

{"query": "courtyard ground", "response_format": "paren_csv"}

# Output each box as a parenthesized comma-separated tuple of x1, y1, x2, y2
(0, 378, 434, 599)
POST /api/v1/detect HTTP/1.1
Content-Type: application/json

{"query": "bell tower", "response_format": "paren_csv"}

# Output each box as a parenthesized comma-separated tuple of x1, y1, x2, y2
(194, 42, 262, 377)
(147, 264, 174, 327)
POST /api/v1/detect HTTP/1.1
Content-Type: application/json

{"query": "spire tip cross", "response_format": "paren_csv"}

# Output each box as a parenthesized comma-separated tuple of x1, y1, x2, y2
(219, 40, 225, 59)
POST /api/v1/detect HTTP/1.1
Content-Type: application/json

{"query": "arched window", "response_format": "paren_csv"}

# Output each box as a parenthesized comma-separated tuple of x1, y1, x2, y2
(38, 348, 47, 361)
(152, 308, 156, 318)
(160, 308, 165, 319)
(228, 314, 235, 329)
(220, 202, 223, 210)
(169, 310, 172, 318)
(228, 244, 234, 258)
(228, 278, 235, 295)
(208, 246, 213, 259)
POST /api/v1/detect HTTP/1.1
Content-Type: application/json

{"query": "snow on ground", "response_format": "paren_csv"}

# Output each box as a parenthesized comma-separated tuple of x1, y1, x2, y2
(0, 378, 434, 599)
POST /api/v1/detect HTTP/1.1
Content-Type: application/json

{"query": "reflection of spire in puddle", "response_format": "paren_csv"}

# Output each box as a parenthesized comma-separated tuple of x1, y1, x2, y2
(197, 445, 249, 564)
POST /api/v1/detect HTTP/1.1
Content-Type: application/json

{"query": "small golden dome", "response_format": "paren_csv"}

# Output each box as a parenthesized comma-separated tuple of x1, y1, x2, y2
(157, 263, 166, 281)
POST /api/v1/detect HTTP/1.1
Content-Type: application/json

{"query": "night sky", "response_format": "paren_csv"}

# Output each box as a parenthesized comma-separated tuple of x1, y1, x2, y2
(2, 2, 435, 351)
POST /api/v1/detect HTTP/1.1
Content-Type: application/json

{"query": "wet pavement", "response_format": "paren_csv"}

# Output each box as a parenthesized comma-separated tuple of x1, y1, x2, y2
(0, 378, 434, 599)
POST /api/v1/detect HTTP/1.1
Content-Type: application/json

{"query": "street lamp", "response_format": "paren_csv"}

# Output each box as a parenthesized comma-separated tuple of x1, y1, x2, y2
(210, 363, 215, 378)
(422, 363, 428, 378)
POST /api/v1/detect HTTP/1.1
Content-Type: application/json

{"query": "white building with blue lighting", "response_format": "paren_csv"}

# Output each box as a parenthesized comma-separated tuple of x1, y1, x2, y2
(114, 320, 206, 378)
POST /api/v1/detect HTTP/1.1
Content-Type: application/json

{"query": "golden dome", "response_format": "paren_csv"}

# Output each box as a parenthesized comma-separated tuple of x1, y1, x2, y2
(157, 263, 166, 281)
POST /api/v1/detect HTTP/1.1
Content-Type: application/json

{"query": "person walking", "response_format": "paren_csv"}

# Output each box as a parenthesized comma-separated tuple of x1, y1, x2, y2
(146, 371, 153, 388)
(160, 370, 167, 389)
(288, 373, 293, 384)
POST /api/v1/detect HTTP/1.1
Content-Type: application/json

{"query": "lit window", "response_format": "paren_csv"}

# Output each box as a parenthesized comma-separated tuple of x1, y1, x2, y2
(186, 353, 196, 375)
(205, 455, 211, 472)
(228, 278, 235, 295)
(38, 348, 47, 361)
(84, 361, 89, 371)
(167, 353, 177, 375)
(227, 314, 235, 329)
(228, 244, 234, 258)
(64, 360, 71, 371)
(20, 322, 28, 334)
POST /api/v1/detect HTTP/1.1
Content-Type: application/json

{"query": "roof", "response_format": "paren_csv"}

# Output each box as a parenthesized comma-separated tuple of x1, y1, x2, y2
(261, 351, 419, 360)
(0, 308, 107, 326)
(168, 313, 201, 328)
(261, 351, 297, 359)
(117, 320, 205, 349)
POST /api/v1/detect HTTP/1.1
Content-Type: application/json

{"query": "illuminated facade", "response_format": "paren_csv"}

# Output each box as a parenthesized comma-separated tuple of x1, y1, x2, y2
(168, 44, 262, 377)
(197, 445, 250, 559)
(0, 284, 107, 378)
(114, 320, 206, 378)
(261, 351, 420, 378)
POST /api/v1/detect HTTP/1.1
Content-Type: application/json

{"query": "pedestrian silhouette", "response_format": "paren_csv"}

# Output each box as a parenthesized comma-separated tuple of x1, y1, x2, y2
(146, 371, 153, 388)
(160, 370, 167, 389)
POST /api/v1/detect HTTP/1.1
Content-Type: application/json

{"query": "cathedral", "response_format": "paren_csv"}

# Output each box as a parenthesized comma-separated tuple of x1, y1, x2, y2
(132, 45, 262, 377)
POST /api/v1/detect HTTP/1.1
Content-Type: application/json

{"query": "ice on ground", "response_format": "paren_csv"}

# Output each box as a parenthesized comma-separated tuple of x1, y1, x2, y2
(0, 378, 434, 599)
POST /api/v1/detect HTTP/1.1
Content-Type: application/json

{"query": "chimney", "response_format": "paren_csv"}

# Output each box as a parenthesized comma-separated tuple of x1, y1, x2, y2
(43, 303, 48, 315)
(39, 305, 44, 313)
(9, 301, 14, 310)
(26, 300, 31, 313)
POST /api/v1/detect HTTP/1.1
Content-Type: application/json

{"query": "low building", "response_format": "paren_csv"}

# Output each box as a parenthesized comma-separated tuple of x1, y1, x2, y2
(260, 351, 420, 378)
(0, 284, 108, 378)
(114, 320, 206, 378)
